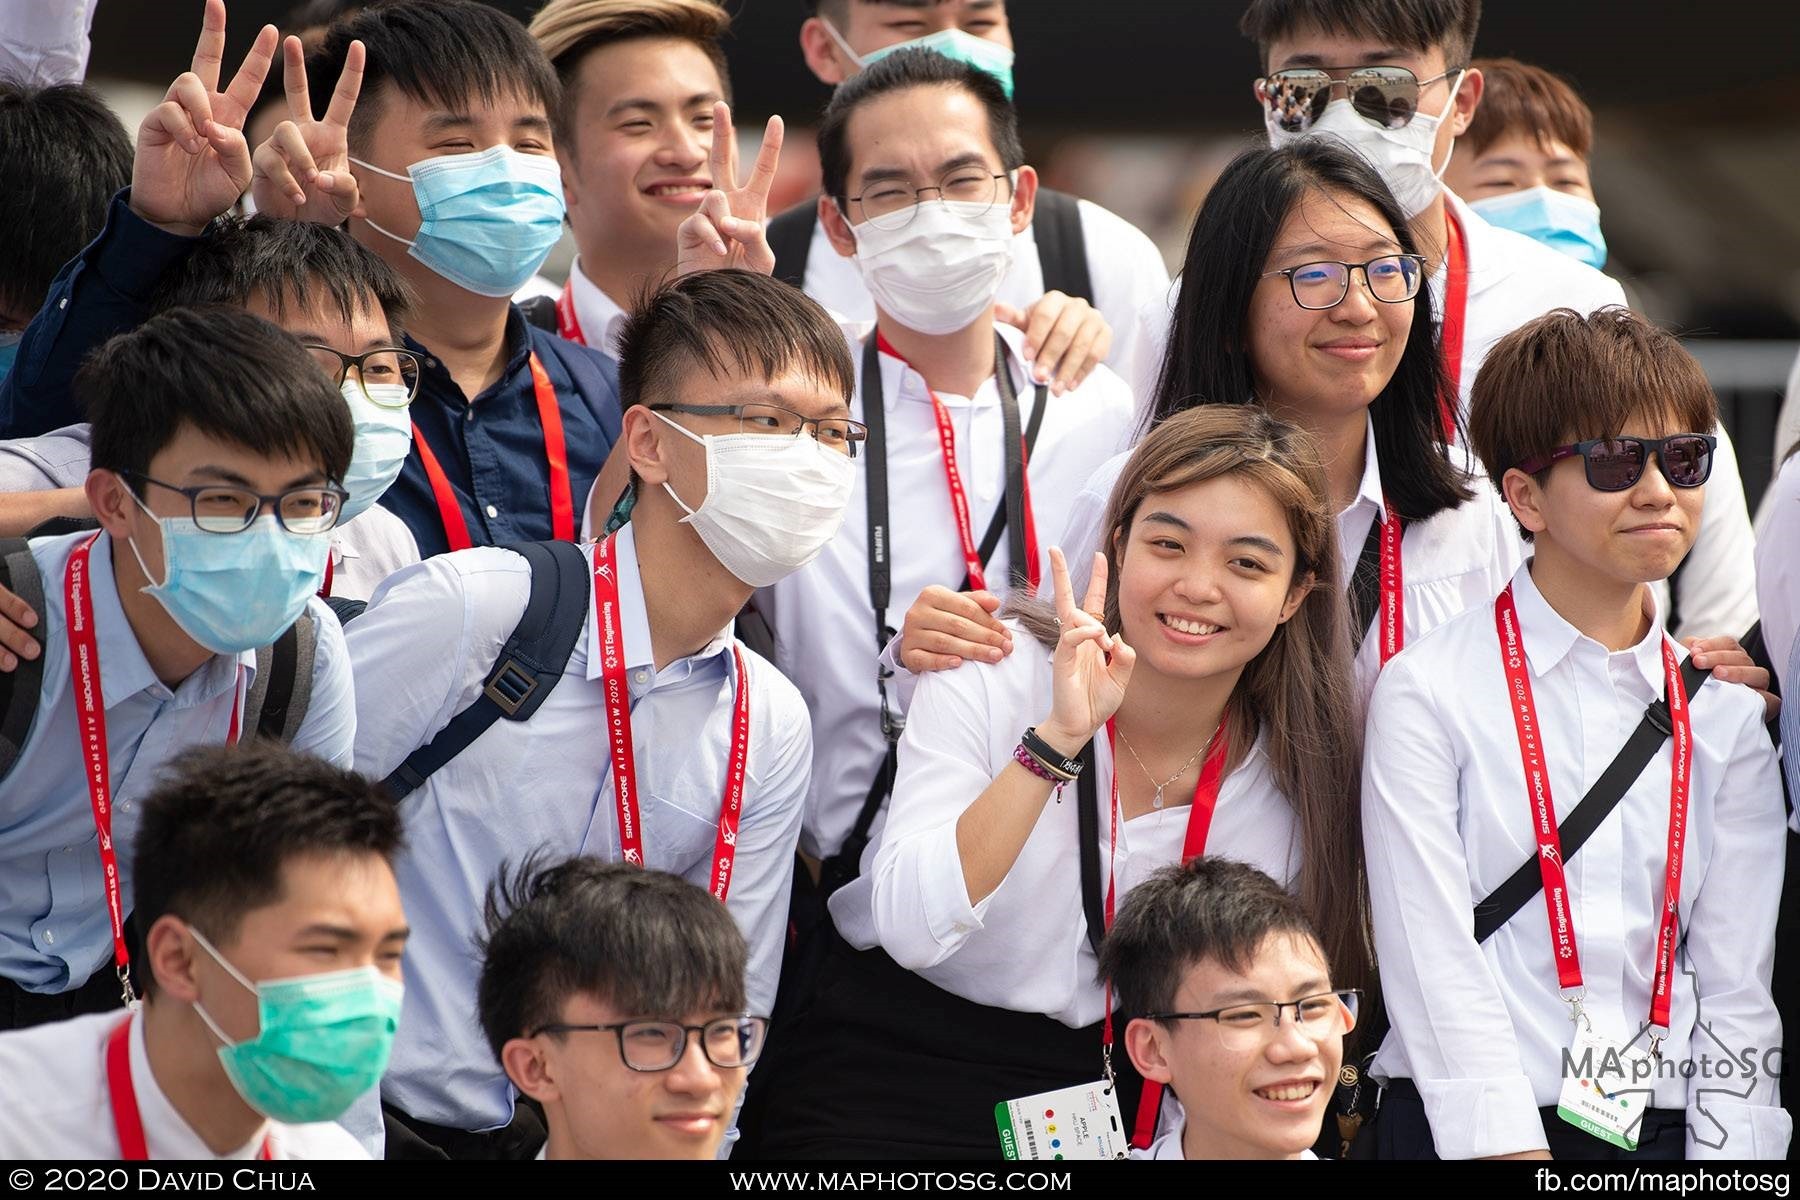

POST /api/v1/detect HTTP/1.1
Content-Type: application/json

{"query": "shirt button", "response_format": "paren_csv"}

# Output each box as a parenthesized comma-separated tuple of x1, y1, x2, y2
(426, 358, 439, 369)
(485, 504, 499, 519)
(464, 408, 474, 423)
(42, 930, 54, 945)
(633, 669, 649, 686)
(952, 922, 973, 934)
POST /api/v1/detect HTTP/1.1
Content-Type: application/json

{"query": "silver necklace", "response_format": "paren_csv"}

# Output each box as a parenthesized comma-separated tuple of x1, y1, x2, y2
(1115, 727, 1214, 809)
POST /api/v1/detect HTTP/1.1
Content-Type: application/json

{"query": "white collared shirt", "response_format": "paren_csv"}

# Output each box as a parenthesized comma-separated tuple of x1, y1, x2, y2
(797, 196, 1170, 406)
(1754, 451, 1800, 678)
(1132, 1120, 1319, 1160)
(0, 1011, 367, 1159)
(761, 322, 1135, 862)
(1363, 562, 1790, 1160)
(0, 0, 96, 86)
(345, 521, 811, 1131)
(559, 258, 632, 360)
(828, 621, 1301, 1028)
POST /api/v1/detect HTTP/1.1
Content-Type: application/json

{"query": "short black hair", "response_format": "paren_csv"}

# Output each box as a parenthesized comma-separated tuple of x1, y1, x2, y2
(817, 46, 1023, 208)
(151, 214, 413, 342)
(478, 855, 748, 1059)
(1239, 0, 1482, 71)
(617, 268, 853, 411)
(131, 742, 403, 994)
(308, 0, 561, 153)
(1099, 857, 1326, 1021)
(82, 306, 355, 487)
(0, 82, 132, 322)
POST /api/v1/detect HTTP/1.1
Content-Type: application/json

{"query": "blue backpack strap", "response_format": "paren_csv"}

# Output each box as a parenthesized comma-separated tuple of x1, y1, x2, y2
(382, 539, 591, 801)
(0, 538, 46, 783)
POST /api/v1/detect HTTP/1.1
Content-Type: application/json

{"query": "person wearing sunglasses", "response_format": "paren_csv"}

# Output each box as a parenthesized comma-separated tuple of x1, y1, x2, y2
(1365, 307, 1789, 1160)
(1101, 857, 1356, 1160)
(479, 857, 762, 1160)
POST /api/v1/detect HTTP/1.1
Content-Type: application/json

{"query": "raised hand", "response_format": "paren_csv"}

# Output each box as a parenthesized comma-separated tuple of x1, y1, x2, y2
(251, 34, 365, 223)
(675, 101, 784, 277)
(1037, 547, 1134, 755)
(995, 291, 1114, 396)
(131, 0, 278, 236)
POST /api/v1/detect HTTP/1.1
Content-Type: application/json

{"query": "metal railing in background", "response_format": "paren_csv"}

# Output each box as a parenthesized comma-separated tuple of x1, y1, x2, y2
(1684, 341, 1796, 516)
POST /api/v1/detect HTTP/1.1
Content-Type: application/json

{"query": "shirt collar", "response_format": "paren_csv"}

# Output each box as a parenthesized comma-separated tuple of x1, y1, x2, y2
(1353, 416, 1390, 524)
(875, 320, 1018, 410)
(1441, 189, 1504, 300)
(584, 521, 733, 684)
(1509, 559, 1667, 689)
(566, 258, 631, 358)
(127, 1010, 272, 1159)
(87, 532, 246, 706)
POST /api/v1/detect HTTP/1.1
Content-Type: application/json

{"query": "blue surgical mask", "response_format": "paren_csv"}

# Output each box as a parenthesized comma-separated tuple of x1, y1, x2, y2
(1468, 185, 1608, 271)
(351, 146, 566, 297)
(338, 380, 414, 522)
(0, 329, 22, 379)
(125, 490, 330, 653)
(823, 20, 1016, 98)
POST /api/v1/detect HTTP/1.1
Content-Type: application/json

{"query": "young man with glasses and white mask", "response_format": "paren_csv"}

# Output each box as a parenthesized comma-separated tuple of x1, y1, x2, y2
(343, 269, 853, 1160)
(0, 307, 357, 1033)
(479, 857, 764, 1161)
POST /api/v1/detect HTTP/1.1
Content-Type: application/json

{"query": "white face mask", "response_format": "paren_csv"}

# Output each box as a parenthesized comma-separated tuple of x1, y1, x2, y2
(848, 199, 1015, 335)
(653, 412, 856, 588)
(1266, 71, 1465, 218)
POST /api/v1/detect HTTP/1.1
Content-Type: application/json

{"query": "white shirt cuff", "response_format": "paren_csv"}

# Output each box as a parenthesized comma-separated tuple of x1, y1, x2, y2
(1417, 1074, 1548, 1159)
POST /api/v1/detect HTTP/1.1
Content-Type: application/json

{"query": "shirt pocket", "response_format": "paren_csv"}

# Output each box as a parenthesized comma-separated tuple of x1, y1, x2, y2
(639, 780, 723, 875)
(29, 835, 110, 983)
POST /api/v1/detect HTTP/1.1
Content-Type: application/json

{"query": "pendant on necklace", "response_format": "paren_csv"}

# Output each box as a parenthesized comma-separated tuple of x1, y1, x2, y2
(1152, 786, 1165, 810)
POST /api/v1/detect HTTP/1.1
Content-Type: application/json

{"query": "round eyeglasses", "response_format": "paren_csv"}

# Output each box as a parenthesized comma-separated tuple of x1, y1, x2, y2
(1260, 254, 1425, 310)
(531, 1015, 770, 1073)
(847, 167, 1014, 232)
(1147, 988, 1361, 1053)
(120, 471, 347, 535)
(302, 344, 422, 408)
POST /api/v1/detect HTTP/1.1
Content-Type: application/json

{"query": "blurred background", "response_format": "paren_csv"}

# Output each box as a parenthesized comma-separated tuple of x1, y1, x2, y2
(80, 0, 1800, 505)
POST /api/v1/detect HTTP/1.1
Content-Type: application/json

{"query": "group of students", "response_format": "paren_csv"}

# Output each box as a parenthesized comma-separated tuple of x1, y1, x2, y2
(0, 0, 1790, 1165)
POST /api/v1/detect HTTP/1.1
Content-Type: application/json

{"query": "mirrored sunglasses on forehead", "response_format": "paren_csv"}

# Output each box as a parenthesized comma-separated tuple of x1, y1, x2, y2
(1257, 64, 1464, 134)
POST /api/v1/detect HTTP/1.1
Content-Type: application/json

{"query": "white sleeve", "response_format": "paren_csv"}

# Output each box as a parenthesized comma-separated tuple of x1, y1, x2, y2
(1671, 423, 1758, 642)
(1125, 281, 1178, 418)
(1362, 658, 1549, 1159)
(1077, 199, 1171, 400)
(1754, 455, 1800, 677)
(0, 0, 98, 85)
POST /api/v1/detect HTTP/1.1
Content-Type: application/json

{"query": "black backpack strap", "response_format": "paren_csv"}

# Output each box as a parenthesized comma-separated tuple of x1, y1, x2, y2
(1345, 517, 1384, 653)
(767, 201, 818, 290)
(1077, 742, 1105, 958)
(1031, 189, 1094, 304)
(382, 540, 591, 801)
(518, 294, 558, 333)
(1473, 653, 1711, 943)
(0, 538, 47, 782)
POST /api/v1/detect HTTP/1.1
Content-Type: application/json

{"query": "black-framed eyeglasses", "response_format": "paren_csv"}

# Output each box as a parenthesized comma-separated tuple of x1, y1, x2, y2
(120, 471, 348, 535)
(1148, 989, 1361, 1052)
(1256, 64, 1465, 134)
(1260, 254, 1425, 310)
(301, 344, 422, 408)
(648, 402, 868, 458)
(1514, 434, 1716, 492)
(847, 168, 1014, 232)
(530, 1015, 769, 1073)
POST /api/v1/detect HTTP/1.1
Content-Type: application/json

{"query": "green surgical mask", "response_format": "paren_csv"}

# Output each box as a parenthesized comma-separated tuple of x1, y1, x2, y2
(189, 927, 403, 1125)
(822, 20, 1016, 98)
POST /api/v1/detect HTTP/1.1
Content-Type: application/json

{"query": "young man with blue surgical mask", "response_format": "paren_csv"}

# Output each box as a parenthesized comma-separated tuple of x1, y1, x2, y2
(0, 741, 408, 1160)
(304, 0, 623, 559)
(0, 306, 357, 1032)
(778, 0, 1169, 400)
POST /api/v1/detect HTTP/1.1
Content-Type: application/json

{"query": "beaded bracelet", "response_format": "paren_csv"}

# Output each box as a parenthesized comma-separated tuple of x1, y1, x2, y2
(1013, 740, 1071, 783)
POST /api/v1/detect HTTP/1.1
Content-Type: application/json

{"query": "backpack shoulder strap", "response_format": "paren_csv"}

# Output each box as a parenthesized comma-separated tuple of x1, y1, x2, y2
(382, 540, 590, 801)
(0, 538, 47, 782)
(767, 200, 819, 290)
(1031, 189, 1094, 304)
(255, 615, 316, 743)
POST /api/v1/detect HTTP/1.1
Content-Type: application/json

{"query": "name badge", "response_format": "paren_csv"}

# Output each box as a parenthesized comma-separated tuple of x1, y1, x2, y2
(996, 1081, 1127, 1160)
(1556, 1025, 1655, 1151)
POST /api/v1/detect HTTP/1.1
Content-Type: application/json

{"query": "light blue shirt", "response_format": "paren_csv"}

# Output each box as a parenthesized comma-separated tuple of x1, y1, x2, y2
(0, 530, 355, 993)
(344, 521, 811, 1133)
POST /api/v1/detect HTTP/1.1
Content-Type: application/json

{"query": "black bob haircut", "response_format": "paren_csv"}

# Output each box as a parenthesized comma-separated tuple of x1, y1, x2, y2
(616, 268, 854, 412)
(1153, 138, 1470, 524)
(132, 741, 404, 996)
(307, 0, 561, 153)
(1099, 856, 1327, 1022)
(478, 855, 748, 1059)
(151, 214, 414, 343)
(0, 81, 132, 321)
(817, 46, 1023, 209)
(82, 306, 355, 487)
(1239, 0, 1482, 72)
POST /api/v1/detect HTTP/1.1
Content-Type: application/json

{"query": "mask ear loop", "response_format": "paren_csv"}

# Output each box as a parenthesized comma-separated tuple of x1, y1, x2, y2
(185, 925, 260, 1049)
(119, 475, 173, 591)
(649, 410, 709, 521)
(818, 18, 867, 68)
(347, 156, 422, 249)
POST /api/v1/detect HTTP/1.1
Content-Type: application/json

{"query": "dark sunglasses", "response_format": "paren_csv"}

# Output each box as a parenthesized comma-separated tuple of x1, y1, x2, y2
(1514, 434, 1717, 492)
(1256, 65, 1463, 134)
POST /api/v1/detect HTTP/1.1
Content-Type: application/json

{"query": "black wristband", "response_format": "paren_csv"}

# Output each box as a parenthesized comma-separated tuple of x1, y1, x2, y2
(1021, 727, 1085, 780)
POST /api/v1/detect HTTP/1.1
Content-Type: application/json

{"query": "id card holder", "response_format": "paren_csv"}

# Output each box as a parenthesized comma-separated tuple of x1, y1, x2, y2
(1556, 1025, 1655, 1151)
(996, 1080, 1128, 1160)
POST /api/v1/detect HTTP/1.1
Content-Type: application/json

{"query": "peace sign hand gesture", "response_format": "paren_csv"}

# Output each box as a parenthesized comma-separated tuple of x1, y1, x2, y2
(130, 0, 278, 237)
(251, 34, 365, 224)
(1036, 548, 1135, 757)
(676, 101, 785, 277)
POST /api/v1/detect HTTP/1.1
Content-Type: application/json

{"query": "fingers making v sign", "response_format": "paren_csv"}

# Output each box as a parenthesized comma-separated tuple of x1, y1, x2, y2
(675, 101, 786, 277)
(1039, 547, 1136, 756)
(251, 34, 367, 223)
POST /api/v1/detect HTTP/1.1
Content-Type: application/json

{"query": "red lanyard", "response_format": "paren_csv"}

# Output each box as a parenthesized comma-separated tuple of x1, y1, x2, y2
(106, 1016, 271, 1160)
(1493, 584, 1692, 1040)
(876, 333, 1041, 593)
(67, 535, 242, 1006)
(319, 554, 333, 600)
(1098, 714, 1230, 1149)
(592, 533, 751, 901)
(556, 287, 585, 347)
(411, 351, 575, 552)
(1437, 208, 1469, 439)
(1377, 505, 1406, 667)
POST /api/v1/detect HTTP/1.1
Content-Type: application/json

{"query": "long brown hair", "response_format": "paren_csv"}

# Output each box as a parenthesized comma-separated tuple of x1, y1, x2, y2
(1011, 406, 1369, 993)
